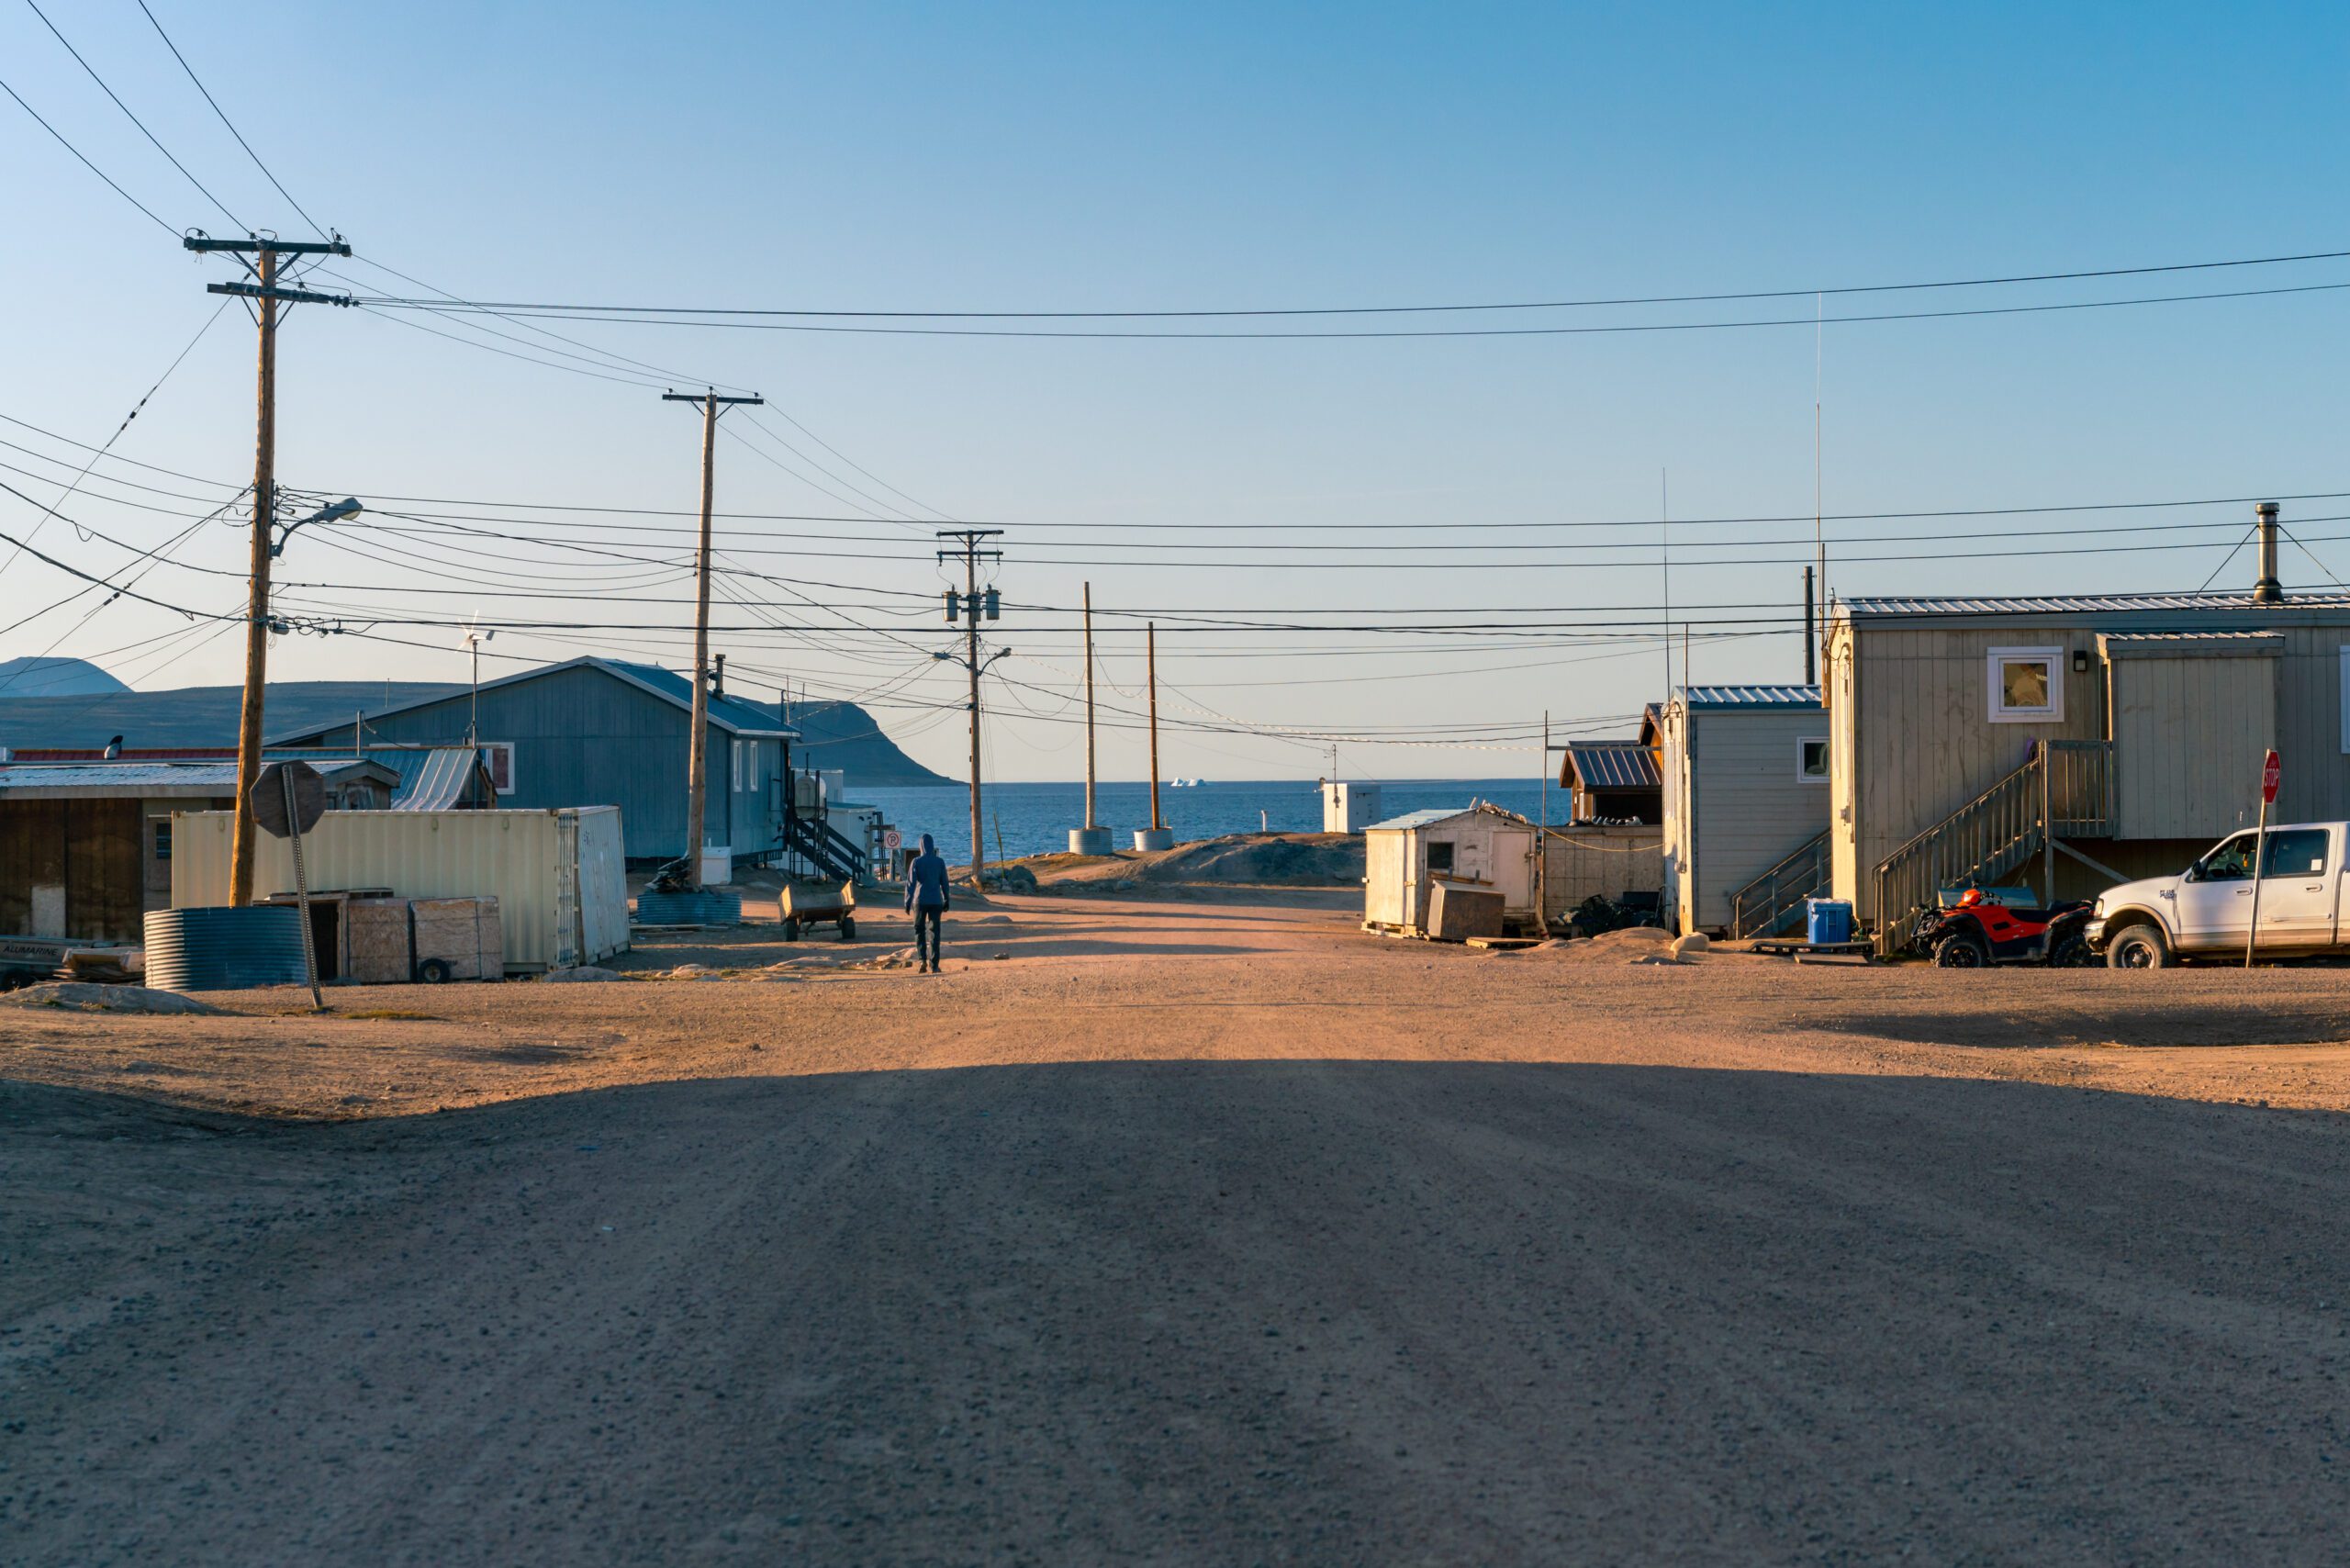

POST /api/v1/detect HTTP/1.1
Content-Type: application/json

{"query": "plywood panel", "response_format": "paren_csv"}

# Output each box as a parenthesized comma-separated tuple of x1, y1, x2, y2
(2112, 655, 2276, 838)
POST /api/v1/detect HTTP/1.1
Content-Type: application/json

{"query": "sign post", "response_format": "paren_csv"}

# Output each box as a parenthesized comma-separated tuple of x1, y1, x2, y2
(2246, 748, 2281, 969)
(252, 759, 329, 1009)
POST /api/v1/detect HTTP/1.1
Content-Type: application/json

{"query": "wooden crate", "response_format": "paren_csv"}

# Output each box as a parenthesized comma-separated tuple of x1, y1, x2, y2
(1427, 881, 1505, 943)
(411, 895, 502, 981)
(346, 898, 414, 985)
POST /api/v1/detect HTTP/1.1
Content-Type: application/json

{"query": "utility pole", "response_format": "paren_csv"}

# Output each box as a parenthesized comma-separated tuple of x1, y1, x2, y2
(184, 232, 352, 906)
(661, 389, 762, 887)
(1803, 566, 1816, 686)
(1147, 622, 1162, 837)
(1083, 582, 1098, 834)
(936, 529, 1005, 879)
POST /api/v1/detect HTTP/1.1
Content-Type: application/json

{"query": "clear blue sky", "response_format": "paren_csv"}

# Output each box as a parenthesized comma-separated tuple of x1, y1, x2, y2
(3, 1, 2344, 783)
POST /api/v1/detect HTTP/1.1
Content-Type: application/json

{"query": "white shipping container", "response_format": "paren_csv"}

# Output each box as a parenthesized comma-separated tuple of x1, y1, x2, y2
(171, 806, 628, 972)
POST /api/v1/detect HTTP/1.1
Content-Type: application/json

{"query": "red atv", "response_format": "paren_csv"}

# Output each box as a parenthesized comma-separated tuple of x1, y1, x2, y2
(1911, 890, 2097, 969)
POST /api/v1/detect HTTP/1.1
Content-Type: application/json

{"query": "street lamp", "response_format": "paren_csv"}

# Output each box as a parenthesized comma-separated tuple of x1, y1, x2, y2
(465, 628, 495, 744)
(271, 496, 363, 557)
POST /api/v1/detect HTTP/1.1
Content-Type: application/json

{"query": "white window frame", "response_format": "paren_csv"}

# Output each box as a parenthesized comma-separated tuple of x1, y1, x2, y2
(2339, 647, 2350, 753)
(1796, 735, 1830, 783)
(1986, 646, 2065, 724)
(480, 741, 517, 796)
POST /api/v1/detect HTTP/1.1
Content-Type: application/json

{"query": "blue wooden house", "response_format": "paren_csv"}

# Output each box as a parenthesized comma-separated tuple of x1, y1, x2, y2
(268, 656, 841, 868)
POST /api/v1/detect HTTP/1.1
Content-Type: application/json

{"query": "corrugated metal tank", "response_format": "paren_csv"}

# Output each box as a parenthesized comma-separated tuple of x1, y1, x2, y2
(170, 807, 629, 972)
(144, 905, 307, 991)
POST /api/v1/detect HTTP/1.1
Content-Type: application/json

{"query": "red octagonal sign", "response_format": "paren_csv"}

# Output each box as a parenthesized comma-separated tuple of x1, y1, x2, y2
(2263, 749, 2282, 805)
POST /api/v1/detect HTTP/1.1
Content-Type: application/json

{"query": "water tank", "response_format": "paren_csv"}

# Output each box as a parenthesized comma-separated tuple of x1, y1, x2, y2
(144, 905, 308, 991)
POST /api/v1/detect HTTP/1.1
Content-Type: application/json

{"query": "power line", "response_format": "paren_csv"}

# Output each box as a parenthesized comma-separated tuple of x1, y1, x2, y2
(0, 71, 175, 233)
(352, 278, 2350, 340)
(133, 0, 327, 238)
(347, 247, 2350, 320)
(21, 0, 244, 231)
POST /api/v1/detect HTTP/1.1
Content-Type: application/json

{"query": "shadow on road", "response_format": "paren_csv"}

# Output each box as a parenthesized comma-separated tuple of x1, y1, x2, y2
(6, 1060, 2348, 1564)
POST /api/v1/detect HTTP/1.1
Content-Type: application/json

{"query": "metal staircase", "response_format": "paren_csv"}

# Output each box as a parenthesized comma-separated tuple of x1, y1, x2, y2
(781, 811, 868, 883)
(1728, 830, 1830, 938)
(1872, 739, 2111, 952)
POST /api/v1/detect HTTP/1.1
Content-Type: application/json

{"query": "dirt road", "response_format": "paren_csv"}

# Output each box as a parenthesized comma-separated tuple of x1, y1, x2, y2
(7, 894, 2350, 1562)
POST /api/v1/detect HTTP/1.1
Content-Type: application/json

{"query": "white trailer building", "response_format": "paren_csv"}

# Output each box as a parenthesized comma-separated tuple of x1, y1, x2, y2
(1657, 685, 1829, 936)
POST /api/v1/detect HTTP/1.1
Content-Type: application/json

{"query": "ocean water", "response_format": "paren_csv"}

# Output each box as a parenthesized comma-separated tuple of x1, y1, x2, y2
(854, 778, 1555, 866)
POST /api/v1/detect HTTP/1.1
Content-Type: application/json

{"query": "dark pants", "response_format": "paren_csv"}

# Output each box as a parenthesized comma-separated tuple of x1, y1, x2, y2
(912, 906, 943, 969)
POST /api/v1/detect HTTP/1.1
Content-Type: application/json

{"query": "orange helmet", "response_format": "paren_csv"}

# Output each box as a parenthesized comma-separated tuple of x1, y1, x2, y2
(1958, 888, 1985, 907)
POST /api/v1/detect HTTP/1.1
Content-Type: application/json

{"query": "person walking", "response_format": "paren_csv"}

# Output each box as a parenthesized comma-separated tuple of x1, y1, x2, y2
(903, 832, 950, 973)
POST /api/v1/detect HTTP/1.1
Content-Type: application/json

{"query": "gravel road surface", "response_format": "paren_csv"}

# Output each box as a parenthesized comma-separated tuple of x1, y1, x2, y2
(6, 894, 2350, 1562)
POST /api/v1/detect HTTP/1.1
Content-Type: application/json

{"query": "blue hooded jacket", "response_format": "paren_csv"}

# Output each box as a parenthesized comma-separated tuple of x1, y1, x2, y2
(904, 833, 950, 912)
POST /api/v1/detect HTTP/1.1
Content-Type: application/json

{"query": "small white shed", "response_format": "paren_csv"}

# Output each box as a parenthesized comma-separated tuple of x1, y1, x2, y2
(1362, 803, 1537, 935)
(1658, 684, 1829, 935)
(1321, 780, 1383, 833)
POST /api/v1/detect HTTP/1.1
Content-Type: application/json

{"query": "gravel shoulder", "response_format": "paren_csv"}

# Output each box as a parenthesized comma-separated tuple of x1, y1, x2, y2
(6, 891, 2350, 1562)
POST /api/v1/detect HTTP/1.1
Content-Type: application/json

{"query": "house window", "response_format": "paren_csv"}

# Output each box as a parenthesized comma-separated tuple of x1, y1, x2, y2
(151, 818, 172, 861)
(1796, 736, 1830, 782)
(479, 742, 516, 795)
(1425, 840, 1456, 874)
(1986, 647, 2064, 723)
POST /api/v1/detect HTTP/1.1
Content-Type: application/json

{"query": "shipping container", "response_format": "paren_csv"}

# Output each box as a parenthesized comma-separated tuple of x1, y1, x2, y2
(171, 806, 627, 972)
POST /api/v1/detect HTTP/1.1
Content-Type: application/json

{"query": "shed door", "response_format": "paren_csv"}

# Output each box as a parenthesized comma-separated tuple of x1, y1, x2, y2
(2110, 654, 2277, 839)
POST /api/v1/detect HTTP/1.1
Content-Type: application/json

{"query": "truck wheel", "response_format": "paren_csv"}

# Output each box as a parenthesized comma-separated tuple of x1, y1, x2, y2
(1932, 933, 1988, 968)
(837, 917, 856, 942)
(783, 917, 801, 943)
(416, 958, 453, 984)
(2105, 924, 2170, 969)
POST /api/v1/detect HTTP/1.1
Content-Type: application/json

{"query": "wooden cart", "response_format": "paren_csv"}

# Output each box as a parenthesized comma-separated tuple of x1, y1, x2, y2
(780, 879, 857, 942)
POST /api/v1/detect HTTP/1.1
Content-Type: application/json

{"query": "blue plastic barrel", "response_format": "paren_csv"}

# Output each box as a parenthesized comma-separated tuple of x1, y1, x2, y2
(1806, 898, 1854, 946)
(143, 905, 308, 991)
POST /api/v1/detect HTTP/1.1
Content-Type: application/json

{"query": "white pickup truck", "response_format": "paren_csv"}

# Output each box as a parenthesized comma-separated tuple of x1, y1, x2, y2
(2087, 821, 2345, 968)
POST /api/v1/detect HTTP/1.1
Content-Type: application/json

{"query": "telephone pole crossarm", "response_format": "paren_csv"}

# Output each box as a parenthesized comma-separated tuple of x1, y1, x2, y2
(183, 235, 351, 255)
(206, 280, 353, 308)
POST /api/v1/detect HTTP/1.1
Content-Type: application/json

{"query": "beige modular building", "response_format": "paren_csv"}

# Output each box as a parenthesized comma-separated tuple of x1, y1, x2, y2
(1362, 805, 1539, 935)
(1656, 685, 1829, 936)
(173, 805, 628, 972)
(1827, 554, 2350, 942)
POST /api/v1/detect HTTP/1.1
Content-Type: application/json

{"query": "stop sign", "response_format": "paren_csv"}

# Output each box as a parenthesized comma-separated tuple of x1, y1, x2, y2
(2262, 749, 2282, 805)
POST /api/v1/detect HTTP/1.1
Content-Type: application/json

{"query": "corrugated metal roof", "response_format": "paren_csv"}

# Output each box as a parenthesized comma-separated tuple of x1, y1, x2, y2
(1683, 684, 1821, 708)
(0, 757, 386, 796)
(2096, 630, 2289, 644)
(1365, 807, 1468, 832)
(264, 655, 799, 744)
(390, 747, 490, 810)
(1839, 589, 2350, 620)
(1563, 740, 1662, 791)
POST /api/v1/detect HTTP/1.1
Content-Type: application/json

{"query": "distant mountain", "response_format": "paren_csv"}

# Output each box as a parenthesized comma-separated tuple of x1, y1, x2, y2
(0, 678, 954, 786)
(778, 699, 953, 787)
(0, 656, 129, 699)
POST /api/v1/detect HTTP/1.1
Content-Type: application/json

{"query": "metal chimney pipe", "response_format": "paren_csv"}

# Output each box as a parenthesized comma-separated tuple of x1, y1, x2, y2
(2254, 501, 2283, 603)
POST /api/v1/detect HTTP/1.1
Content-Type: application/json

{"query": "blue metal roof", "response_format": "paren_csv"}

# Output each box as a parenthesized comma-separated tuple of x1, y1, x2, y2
(265, 655, 798, 745)
(1563, 740, 1662, 791)
(1365, 807, 1470, 832)
(1683, 684, 1821, 709)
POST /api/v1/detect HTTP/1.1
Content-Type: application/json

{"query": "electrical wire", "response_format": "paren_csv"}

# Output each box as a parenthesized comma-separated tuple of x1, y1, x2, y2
(134, 0, 327, 238)
(21, 0, 244, 231)
(0, 71, 176, 233)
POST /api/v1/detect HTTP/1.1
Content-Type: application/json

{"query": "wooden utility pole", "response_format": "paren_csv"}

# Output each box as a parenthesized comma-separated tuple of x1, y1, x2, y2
(936, 529, 1005, 878)
(1147, 622, 1162, 833)
(184, 231, 352, 905)
(1082, 581, 1098, 831)
(661, 389, 762, 887)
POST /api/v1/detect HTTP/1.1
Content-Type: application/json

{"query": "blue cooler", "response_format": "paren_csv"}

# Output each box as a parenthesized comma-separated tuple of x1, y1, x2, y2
(1806, 898, 1854, 946)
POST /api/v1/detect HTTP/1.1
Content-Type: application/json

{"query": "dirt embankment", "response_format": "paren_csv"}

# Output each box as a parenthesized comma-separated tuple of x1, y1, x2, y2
(1008, 831, 1364, 892)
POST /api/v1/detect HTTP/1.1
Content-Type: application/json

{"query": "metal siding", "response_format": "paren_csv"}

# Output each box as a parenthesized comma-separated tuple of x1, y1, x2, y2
(2111, 655, 2277, 837)
(172, 809, 611, 970)
(573, 807, 629, 963)
(1689, 707, 1833, 929)
(1660, 702, 1690, 930)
